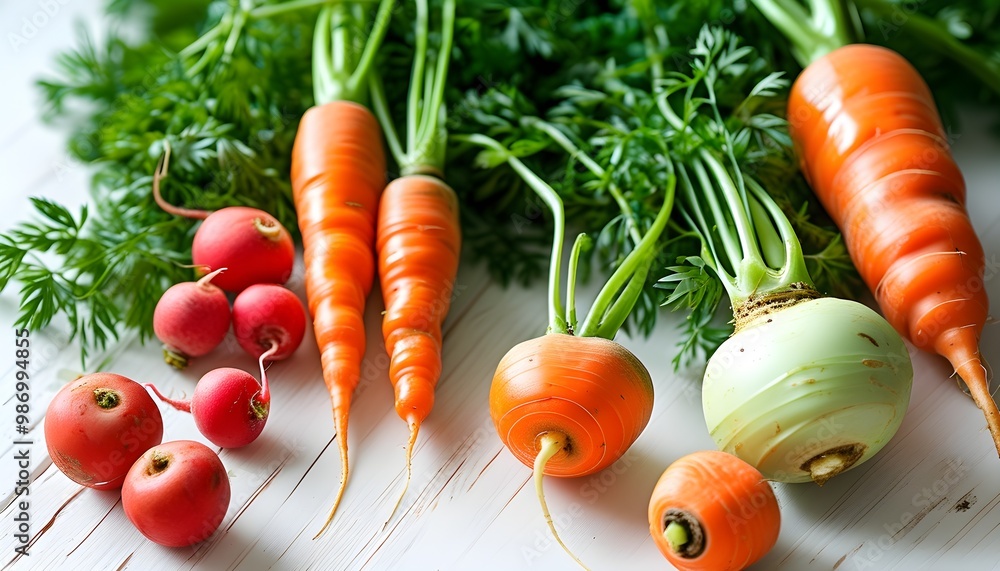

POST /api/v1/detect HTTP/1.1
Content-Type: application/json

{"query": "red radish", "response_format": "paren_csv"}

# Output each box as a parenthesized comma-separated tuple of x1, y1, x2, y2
(122, 440, 231, 547)
(232, 284, 307, 360)
(45, 373, 163, 490)
(153, 267, 231, 369)
(153, 143, 295, 293)
(146, 344, 277, 448)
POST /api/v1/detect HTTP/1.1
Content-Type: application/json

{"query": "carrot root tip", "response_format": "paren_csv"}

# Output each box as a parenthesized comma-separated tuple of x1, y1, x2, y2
(533, 432, 589, 570)
(385, 423, 420, 527)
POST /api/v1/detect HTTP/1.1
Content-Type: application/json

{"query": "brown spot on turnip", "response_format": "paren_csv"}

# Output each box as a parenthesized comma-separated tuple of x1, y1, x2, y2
(857, 332, 879, 347)
(862, 359, 885, 368)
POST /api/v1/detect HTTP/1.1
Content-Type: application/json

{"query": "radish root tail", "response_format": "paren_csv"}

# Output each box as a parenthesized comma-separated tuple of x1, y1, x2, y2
(534, 431, 589, 571)
(143, 383, 191, 413)
(257, 340, 279, 405)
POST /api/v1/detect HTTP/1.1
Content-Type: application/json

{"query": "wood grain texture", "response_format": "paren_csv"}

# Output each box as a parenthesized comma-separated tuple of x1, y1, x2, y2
(4, 2, 1000, 570)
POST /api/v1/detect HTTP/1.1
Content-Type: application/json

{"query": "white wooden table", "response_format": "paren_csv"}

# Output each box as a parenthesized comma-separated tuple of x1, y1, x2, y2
(4, 2, 1000, 570)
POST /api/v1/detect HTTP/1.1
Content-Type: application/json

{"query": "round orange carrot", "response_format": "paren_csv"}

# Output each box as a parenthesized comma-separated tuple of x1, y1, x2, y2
(491, 334, 654, 477)
(376, 174, 460, 461)
(460, 132, 674, 570)
(290, 100, 385, 531)
(786, 43, 1000, 455)
(648, 450, 780, 571)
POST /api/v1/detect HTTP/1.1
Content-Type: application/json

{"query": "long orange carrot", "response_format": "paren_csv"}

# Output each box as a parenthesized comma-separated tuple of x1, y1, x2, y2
(291, 101, 384, 532)
(647, 451, 781, 571)
(368, 0, 459, 520)
(290, 0, 395, 535)
(787, 45, 1000, 455)
(750, 0, 1000, 454)
(376, 174, 460, 463)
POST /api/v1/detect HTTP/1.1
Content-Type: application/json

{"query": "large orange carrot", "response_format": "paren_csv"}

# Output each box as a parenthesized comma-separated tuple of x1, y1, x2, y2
(750, 0, 1000, 454)
(787, 45, 1000, 455)
(647, 451, 781, 571)
(291, 101, 385, 531)
(368, 0, 459, 520)
(290, 0, 395, 535)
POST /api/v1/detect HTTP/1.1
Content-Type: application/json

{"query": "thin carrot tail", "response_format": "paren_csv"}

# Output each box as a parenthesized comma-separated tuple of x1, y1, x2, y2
(314, 385, 353, 539)
(384, 422, 420, 528)
(938, 327, 1000, 457)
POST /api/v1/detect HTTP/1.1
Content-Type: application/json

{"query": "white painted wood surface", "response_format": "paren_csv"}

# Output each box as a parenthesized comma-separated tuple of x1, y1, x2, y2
(3, 2, 1000, 570)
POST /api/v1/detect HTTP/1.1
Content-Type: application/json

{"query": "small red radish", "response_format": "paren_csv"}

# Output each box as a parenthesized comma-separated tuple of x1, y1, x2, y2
(45, 373, 163, 490)
(232, 284, 307, 361)
(146, 343, 278, 448)
(152, 267, 231, 369)
(122, 440, 231, 547)
(153, 143, 294, 293)
(190, 206, 295, 293)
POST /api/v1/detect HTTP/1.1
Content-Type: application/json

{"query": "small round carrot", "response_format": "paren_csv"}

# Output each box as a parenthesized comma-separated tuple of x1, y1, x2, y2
(491, 334, 654, 478)
(647, 450, 780, 571)
(462, 133, 674, 569)
(786, 43, 1000, 455)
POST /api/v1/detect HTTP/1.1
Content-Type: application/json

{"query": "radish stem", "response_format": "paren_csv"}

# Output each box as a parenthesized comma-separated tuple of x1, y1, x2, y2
(152, 141, 212, 220)
(534, 432, 589, 571)
(144, 383, 192, 413)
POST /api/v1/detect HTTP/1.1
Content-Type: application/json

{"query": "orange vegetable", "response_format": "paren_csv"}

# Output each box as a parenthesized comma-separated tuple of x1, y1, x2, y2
(290, 0, 395, 535)
(367, 0, 459, 522)
(648, 450, 780, 571)
(787, 43, 1000, 455)
(377, 174, 460, 471)
(490, 335, 654, 478)
(461, 133, 674, 569)
(291, 100, 385, 533)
